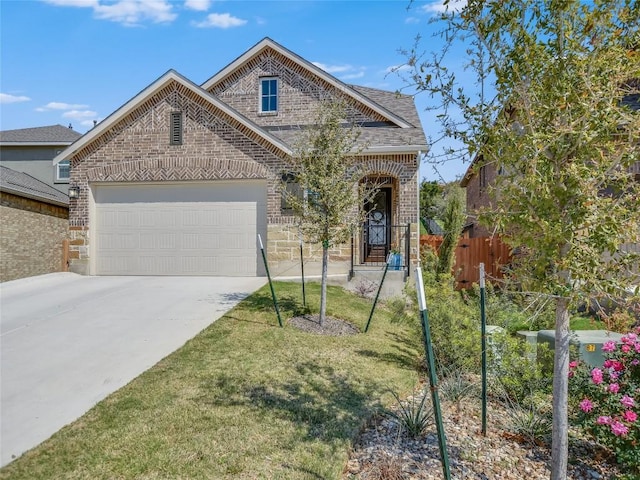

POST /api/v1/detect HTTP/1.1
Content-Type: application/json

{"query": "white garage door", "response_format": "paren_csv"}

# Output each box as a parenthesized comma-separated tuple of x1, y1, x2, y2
(94, 181, 267, 276)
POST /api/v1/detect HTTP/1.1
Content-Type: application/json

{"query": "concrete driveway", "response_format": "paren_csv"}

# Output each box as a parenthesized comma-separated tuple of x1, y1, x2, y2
(0, 273, 266, 467)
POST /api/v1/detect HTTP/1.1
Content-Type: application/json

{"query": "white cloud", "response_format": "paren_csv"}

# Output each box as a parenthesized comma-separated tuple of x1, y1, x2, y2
(421, 0, 468, 15)
(405, 16, 420, 24)
(80, 118, 102, 128)
(192, 12, 247, 28)
(38, 102, 89, 111)
(0, 93, 31, 104)
(184, 0, 211, 11)
(42, 0, 98, 6)
(94, 0, 176, 26)
(62, 110, 98, 120)
(385, 64, 411, 74)
(43, 0, 176, 26)
(340, 72, 365, 80)
(312, 62, 353, 74)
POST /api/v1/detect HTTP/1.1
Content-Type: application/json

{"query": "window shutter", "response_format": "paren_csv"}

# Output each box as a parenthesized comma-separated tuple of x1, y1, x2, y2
(170, 112, 183, 145)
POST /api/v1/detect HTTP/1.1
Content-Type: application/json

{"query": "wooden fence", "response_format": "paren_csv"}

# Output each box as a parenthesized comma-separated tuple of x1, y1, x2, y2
(420, 235, 512, 290)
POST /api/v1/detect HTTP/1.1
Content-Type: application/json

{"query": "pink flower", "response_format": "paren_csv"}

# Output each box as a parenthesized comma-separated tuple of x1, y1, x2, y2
(621, 395, 635, 408)
(614, 361, 625, 371)
(580, 398, 594, 413)
(622, 344, 631, 353)
(602, 341, 617, 352)
(610, 420, 629, 436)
(623, 410, 637, 423)
(597, 416, 611, 425)
(609, 383, 620, 394)
(604, 359, 614, 368)
(591, 368, 603, 384)
(632, 359, 640, 366)
(569, 361, 579, 369)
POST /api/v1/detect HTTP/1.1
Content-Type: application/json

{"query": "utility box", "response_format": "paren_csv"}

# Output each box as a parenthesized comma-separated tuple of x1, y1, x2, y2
(536, 330, 624, 368)
(517, 330, 539, 362)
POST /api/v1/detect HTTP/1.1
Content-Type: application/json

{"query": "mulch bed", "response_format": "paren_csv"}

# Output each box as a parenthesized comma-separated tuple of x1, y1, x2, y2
(288, 314, 360, 336)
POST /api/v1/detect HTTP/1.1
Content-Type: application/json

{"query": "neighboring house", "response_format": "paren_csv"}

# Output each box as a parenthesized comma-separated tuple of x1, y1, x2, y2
(461, 93, 640, 238)
(0, 125, 83, 195)
(54, 37, 427, 277)
(0, 166, 69, 282)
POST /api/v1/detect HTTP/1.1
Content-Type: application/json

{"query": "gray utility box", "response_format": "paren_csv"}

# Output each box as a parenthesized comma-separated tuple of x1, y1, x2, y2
(537, 330, 624, 368)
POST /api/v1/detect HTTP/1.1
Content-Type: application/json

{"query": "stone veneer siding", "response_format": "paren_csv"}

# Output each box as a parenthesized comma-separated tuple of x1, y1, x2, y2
(0, 191, 69, 282)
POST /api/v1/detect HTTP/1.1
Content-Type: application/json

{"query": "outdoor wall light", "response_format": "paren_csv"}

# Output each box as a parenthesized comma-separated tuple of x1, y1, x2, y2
(68, 185, 80, 199)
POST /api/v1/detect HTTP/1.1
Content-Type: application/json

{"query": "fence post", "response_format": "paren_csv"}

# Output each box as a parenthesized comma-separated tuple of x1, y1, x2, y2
(62, 239, 69, 272)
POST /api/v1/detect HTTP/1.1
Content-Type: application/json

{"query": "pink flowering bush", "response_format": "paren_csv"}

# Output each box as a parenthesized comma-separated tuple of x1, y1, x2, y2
(569, 327, 640, 474)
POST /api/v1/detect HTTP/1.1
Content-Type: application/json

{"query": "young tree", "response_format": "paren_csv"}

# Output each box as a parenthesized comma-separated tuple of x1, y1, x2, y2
(283, 100, 376, 326)
(405, 1, 640, 478)
(437, 185, 466, 278)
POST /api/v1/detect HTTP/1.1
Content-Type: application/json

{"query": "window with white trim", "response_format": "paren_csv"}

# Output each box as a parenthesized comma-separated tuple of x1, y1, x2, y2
(56, 160, 70, 182)
(260, 77, 278, 113)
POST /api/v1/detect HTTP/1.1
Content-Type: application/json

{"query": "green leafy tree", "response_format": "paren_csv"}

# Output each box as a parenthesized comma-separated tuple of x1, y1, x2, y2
(405, 1, 640, 478)
(437, 185, 466, 278)
(420, 179, 444, 222)
(283, 100, 376, 326)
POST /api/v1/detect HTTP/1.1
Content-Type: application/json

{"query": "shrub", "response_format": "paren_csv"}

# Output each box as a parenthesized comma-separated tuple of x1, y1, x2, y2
(569, 327, 640, 475)
(386, 388, 433, 439)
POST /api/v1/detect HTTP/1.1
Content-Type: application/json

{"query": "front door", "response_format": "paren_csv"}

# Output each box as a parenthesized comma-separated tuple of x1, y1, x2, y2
(363, 188, 391, 262)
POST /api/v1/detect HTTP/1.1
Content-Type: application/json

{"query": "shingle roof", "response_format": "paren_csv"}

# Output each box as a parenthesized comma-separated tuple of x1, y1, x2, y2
(0, 166, 69, 206)
(264, 85, 428, 150)
(0, 124, 82, 144)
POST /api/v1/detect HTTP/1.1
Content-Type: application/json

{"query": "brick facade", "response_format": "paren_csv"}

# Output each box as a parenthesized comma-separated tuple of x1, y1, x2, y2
(0, 192, 68, 282)
(462, 161, 499, 238)
(64, 44, 422, 276)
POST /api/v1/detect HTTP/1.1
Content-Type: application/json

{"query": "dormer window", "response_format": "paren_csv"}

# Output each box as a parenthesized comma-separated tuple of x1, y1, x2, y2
(260, 77, 278, 114)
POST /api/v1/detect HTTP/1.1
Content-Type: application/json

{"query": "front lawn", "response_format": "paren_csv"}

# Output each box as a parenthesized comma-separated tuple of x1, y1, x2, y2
(0, 282, 421, 480)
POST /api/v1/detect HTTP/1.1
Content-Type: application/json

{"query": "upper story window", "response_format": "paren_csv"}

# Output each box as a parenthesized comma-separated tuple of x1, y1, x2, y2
(170, 112, 183, 145)
(56, 160, 70, 182)
(260, 77, 278, 114)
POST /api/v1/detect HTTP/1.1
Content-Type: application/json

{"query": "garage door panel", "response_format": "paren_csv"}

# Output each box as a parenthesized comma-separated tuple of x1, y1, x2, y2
(94, 181, 265, 276)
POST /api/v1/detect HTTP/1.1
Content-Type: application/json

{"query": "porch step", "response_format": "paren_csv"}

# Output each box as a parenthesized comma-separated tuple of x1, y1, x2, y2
(349, 268, 408, 299)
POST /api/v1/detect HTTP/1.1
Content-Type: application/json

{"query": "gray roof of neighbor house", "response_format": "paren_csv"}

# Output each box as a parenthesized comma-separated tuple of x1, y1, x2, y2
(0, 165, 69, 206)
(0, 125, 82, 145)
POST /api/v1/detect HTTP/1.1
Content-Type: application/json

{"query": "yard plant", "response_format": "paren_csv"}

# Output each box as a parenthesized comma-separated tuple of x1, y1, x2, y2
(0, 282, 421, 480)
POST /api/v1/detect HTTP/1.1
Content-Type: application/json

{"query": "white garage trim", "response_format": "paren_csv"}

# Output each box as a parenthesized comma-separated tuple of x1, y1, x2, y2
(92, 181, 267, 276)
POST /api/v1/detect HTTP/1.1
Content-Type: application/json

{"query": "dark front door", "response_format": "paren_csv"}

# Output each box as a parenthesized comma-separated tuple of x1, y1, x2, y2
(363, 188, 391, 262)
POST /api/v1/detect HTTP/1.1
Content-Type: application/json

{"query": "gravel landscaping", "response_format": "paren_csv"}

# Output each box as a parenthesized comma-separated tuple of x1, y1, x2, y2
(343, 388, 623, 480)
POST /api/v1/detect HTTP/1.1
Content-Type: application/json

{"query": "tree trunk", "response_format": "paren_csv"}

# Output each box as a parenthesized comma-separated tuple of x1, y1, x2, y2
(550, 295, 570, 480)
(319, 243, 328, 326)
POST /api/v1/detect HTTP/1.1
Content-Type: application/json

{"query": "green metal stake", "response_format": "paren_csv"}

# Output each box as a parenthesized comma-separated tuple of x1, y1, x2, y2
(364, 254, 391, 333)
(299, 233, 306, 308)
(258, 234, 283, 328)
(479, 262, 487, 435)
(415, 267, 451, 480)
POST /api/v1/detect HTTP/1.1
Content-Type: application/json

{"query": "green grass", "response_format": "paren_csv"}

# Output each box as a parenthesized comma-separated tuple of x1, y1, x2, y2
(570, 315, 606, 330)
(0, 282, 421, 480)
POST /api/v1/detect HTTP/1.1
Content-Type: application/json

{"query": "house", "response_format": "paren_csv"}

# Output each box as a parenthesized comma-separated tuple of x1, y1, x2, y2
(461, 93, 640, 238)
(53, 37, 427, 277)
(0, 125, 82, 195)
(0, 166, 69, 282)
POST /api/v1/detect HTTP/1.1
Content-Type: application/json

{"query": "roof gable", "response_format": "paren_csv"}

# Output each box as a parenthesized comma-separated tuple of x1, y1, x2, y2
(54, 70, 292, 164)
(201, 37, 414, 129)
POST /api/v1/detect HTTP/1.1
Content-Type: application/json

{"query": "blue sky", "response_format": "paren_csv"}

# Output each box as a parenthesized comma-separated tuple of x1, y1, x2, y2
(0, 0, 470, 182)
